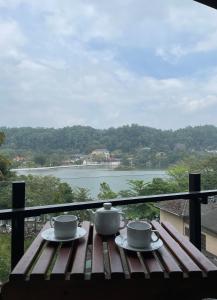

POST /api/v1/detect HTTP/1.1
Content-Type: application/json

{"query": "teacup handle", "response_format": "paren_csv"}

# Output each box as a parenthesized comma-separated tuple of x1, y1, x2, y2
(50, 217, 56, 228)
(118, 212, 128, 230)
(151, 230, 160, 242)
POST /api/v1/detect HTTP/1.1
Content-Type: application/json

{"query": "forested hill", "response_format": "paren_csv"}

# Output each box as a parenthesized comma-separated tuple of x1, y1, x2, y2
(1, 124, 217, 154)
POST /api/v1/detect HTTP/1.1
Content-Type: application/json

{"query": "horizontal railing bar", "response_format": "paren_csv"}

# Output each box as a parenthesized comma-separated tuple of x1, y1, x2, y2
(0, 189, 217, 220)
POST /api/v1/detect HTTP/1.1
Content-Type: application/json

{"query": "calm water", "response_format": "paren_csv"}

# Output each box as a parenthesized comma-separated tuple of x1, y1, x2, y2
(15, 166, 167, 198)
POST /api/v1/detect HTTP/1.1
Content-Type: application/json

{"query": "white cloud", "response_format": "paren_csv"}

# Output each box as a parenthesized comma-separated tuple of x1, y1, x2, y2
(156, 4, 217, 61)
(179, 95, 217, 113)
(0, 19, 26, 58)
(0, 0, 217, 129)
(1, 46, 217, 129)
(194, 30, 217, 52)
(156, 28, 217, 62)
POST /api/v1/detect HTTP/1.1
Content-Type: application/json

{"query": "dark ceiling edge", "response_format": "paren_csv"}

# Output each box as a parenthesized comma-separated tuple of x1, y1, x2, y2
(194, 0, 217, 9)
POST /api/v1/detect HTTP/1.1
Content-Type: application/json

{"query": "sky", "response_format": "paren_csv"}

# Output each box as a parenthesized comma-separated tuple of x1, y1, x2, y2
(0, 0, 217, 130)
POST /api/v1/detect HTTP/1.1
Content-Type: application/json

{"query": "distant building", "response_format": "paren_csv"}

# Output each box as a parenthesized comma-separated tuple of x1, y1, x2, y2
(206, 150, 217, 154)
(90, 149, 110, 161)
(13, 155, 25, 162)
(62, 160, 73, 165)
(109, 160, 121, 166)
(174, 143, 186, 151)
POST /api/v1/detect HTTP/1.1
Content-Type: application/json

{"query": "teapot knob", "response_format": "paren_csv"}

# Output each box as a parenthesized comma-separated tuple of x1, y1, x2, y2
(103, 202, 112, 210)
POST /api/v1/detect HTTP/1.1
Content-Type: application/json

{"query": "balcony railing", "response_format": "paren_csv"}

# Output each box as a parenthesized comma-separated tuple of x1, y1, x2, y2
(0, 173, 217, 270)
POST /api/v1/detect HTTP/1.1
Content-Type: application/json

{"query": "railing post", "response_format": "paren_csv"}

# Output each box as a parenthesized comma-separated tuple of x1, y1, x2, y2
(189, 173, 201, 250)
(11, 181, 25, 270)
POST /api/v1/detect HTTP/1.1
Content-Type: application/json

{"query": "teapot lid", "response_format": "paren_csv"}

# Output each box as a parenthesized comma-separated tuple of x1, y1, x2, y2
(96, 202, 118, 213)
(103, 202, 112, 210)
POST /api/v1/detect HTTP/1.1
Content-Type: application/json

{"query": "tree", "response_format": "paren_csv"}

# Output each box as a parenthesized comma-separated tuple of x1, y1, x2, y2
(199, 156, 217, 189)
(15, 175, 74, 207)
(0, 233, 11, 282)
(70, 187, 91, 221)
(33, 154, 47, 166)
(0, 132, 4, 145)
(0, 182, 12, 209)
(167, 164, 189, 192)
(142, 178, 180, 195)
(0, 132, 11, 180)
(167, 155, 217, 191)
(118, 180, 159, 220)
(98, 182, 118, 200)
(72, 187, 90, 202)
(119, 180, 148, 198)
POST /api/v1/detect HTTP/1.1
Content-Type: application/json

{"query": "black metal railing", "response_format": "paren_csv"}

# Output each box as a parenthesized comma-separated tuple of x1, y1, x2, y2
(0, 173, 217, 270)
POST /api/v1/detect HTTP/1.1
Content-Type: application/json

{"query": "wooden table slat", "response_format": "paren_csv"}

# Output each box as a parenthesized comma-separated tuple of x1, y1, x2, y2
(125, 251, 145, 278)
(141, 252, 164, 279)
(70, 221, 91, 280)
(10, 222, 50, 280)
(50, 243, 73, 280)
(151, 221, 202, 277)
(30, 242, 57, 279)
(162, 221, 217, 277)
(157, 246, 183, 279)
(91, 227, 104, 279)
(107, 237, 124, 279)
(118, 228, 145, 279)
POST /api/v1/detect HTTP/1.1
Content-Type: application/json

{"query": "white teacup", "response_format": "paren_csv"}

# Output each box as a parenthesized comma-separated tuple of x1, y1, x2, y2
(127, 221, 160, 248)
(50, 215, 78, 239)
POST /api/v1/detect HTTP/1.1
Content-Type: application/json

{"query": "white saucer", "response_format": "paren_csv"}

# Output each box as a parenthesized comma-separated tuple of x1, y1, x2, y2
(41, 227, 86, 242)
(115, 234, 163, 252)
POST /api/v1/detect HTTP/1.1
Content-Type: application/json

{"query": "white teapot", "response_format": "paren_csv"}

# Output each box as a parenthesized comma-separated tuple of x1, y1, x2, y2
(89, 202, 127, 235)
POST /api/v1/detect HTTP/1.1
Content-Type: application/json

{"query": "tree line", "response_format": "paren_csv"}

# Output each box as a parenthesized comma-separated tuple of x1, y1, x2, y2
(1, 124, 217, 154)
(2, 124, 217, 169)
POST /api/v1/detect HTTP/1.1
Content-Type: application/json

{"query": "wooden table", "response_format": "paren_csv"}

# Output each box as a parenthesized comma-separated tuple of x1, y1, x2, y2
(2, 221, 217, 300)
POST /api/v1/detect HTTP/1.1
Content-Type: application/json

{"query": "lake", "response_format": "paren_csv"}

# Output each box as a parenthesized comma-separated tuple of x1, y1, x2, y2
(15, 166, 167, 199)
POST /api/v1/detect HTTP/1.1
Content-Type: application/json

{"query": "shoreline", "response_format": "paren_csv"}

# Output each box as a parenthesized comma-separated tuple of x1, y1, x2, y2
(11, 164, 166, 173)
(11, 162, 121, 172)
